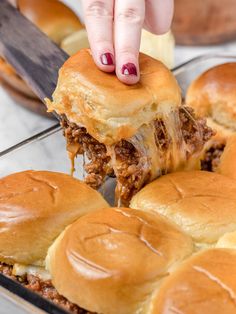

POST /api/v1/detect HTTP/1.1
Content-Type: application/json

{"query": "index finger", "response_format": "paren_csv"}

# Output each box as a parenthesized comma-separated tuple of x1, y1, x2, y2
(82, 0, 115, 72)
(114, 0, 145, 85)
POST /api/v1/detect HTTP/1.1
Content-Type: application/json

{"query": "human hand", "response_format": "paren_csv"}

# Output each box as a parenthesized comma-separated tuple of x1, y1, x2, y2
(82, 0, 173, 85)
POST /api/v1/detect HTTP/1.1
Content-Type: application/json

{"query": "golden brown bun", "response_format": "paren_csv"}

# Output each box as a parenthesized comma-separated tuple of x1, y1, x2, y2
(130, 171, 236, 247)
(217, 134, 236, 180)
(18, 0, 83, 45)
(152, 248, 236, 314)
(46, 49, 181, 145)
(46, 207, 193, 314)
(0, 170, 108, 266)
(186, 63, 236, 141)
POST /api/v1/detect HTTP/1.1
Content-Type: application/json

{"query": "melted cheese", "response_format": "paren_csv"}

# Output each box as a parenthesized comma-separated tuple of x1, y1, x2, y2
(105, 108, 203, 205)
(13, 263, 51, 280)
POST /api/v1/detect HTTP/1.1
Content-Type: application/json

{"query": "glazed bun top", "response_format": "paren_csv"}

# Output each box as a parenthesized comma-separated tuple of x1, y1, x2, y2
(47, 49, 181, 145)
(186, 63, 236, 133)
(152, 248, 236, 314)
(46, 207, 193, 314)
(130, 171, 236, 248)
(0, 170, 108, 266)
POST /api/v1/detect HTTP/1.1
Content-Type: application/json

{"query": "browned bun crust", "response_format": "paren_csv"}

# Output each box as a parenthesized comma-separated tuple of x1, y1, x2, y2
(186, 63, 236, 142)
(130, 171, 236, 247)
(152, 248, 236, 314)
(46, 49, 181, 145)
(46, 207, 193, 314)
(0, 170, 108, 266)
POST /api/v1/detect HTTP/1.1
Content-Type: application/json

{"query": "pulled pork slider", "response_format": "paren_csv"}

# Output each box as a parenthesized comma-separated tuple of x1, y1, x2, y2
(46, 207, 193, 314)
(130, 171, 236, 249)
(186, 63, 236, 171)
(0, 170, 108, 312)
(46, 49, 213, 205)
(151, 248, 236, 314)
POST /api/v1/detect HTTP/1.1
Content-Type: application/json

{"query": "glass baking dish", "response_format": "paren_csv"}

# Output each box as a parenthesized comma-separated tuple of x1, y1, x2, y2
(0, 85, 56, 153)
(0, 52, 236, 313)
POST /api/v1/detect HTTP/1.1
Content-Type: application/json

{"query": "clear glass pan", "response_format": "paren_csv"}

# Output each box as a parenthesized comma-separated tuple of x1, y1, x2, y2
(0, 86, 55, 152)
(0, 52, 236, 313)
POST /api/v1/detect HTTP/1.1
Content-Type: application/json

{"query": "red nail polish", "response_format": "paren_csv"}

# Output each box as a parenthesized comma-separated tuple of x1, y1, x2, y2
(100, 53, 114, 65)
(121, 63, 137, 76)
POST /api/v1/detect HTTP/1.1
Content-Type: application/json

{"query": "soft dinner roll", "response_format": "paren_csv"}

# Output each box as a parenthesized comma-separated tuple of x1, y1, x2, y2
(46, 49, 181, 145)
(130, 171, 236, 247)
(0, 170, 108, 266)
(46, 207, 193, 314)
(18, 0, 83, 45)
(216, 134, 236, 180)
(186, 63, 236, 141)
(151, 248, 236, 314)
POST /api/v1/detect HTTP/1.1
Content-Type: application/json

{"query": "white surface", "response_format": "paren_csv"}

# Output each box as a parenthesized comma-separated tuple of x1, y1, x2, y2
(0, 86, 54, 152)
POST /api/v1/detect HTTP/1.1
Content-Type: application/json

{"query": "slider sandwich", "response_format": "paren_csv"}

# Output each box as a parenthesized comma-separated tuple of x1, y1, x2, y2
(47, 49, 213, 205)
(46, 207, 193, 314)
(131, 171, 236, 249)
(186, 62, 236, 172)
(151, 248, 236, 314)
(0, 170, 108, 312)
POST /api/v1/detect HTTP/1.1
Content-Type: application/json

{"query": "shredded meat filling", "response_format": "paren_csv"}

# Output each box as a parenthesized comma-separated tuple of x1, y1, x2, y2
(114, 140, 150, 204)
(61, 107, 213, 204)
(179, 107, 213, 157)
(61, 117, 113, 189)
(0, 263, 92, 314)
(201, 143, 225, 172)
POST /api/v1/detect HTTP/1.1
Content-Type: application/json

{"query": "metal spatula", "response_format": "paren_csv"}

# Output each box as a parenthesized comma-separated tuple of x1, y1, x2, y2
(0, 0, 68, 102)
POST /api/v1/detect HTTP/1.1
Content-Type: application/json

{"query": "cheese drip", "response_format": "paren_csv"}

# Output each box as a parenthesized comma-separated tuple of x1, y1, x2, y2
(13, 263, 51, 280)
(107, 109, 202, 201)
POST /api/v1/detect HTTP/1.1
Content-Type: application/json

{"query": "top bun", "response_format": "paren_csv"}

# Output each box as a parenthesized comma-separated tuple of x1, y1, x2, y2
(46, 207, 193, 314)
(130, 171, 236, 248)
(152, 248, 236, 314)
(18, 0, 83, 45)
(186, 63, 236, 139)
(0, 170, 108, 266)
(47, 49, 181, 145)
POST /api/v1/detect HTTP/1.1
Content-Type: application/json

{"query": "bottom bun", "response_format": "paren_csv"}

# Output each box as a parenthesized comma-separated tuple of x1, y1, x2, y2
(152, 248, 236, 314)
(46, 207, 193, 314)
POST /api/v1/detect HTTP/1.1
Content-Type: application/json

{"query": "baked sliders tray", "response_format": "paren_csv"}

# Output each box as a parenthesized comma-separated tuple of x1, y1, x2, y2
(0, 53, 236, 313)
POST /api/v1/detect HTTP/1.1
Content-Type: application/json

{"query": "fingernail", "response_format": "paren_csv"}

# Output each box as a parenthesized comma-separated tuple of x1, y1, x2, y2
(100, 53, 114, 66)
(121, 63, 137, 76)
